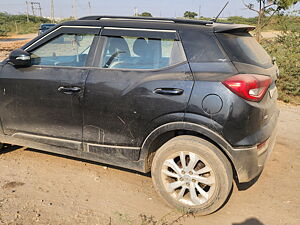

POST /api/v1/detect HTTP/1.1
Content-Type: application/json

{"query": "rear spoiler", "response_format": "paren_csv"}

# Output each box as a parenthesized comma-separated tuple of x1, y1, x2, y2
(213, 23, 255, 33)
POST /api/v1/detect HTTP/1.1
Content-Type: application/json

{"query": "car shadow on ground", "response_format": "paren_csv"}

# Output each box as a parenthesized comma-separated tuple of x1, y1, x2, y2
(0, 145, 149, 177)
(233, 218, 265, 225)
(236, 172, 262, 191)
(24, 147, 152, 178)
(2, 145, 264, 189)
(0, 144, 22, 154)
(2, 146, 264, 187)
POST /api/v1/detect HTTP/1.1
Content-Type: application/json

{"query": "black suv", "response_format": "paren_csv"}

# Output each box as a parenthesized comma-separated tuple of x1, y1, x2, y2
(38, 23, 56, 35)
(0, 16, 279, 215)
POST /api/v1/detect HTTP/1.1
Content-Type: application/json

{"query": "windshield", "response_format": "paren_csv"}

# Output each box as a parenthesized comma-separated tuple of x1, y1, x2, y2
(41, 24, 55, 30)
(216, 32, 272, 68)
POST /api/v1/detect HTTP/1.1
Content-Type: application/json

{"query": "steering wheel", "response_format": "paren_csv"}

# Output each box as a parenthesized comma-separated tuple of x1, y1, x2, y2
(104, 51, 125, 68)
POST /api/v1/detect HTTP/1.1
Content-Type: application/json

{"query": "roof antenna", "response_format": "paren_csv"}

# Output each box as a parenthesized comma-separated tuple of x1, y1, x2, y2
(212, 1, 229, 22)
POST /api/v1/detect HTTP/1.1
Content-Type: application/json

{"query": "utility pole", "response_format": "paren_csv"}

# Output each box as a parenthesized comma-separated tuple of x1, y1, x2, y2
(26, 1, 30, 22)
(30, 2, 42, 17)
(198, 5, 201, 19)
(72, 0, 78, 19)
(31, 2, 35, 16)
(38, 2, 42, 17)
(134, 7, 138, 16)
(50, 0, 55, 22)
(14, 21, 18, 33)
(88, 1, 91, 15)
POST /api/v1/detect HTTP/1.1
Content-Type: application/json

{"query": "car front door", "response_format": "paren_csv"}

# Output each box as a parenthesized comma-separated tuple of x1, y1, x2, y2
(82, 28, 194, 159)
(0, 26, 100, 150)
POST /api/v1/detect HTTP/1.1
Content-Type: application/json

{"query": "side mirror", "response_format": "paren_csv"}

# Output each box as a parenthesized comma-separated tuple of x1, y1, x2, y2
(9, 49, 31, 67)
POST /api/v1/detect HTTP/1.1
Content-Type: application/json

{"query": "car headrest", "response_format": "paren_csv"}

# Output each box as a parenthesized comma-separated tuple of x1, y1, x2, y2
(133, 37, 149, 57)
(108, 37, 130, 55)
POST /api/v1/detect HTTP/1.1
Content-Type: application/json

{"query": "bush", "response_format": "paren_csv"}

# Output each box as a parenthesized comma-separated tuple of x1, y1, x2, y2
(262, 31, 300, 104)
(0, 12, 52, 36)
(218, 16, 257, 25)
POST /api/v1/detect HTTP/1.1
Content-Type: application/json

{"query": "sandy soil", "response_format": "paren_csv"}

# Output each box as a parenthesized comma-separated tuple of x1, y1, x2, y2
(0, 103, 299, 225)
(260, 31, 282, 39)
(0, 34, 36, 61)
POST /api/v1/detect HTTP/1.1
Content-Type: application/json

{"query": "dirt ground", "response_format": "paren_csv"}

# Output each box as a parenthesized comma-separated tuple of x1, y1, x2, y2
(260, 31, 282, 39)
(0, 34, 36, 61)
(0, 103, 299, 225)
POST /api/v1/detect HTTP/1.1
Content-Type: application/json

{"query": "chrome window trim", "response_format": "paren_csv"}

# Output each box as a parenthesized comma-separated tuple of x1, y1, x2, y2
(103, 27, 176, 33)
(94, 61, 189, 72)
(25, 26, 101, 51)
(100, 18, 175, 23)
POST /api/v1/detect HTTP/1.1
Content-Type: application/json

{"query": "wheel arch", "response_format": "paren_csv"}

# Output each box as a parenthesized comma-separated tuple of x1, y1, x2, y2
(140, 122, 237, 175)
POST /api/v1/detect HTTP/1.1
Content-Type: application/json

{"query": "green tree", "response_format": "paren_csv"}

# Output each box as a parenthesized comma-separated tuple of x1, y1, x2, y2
(243, 0, 299, 42)
(138, 12, 153, 17)
(184, 11, 198, 19)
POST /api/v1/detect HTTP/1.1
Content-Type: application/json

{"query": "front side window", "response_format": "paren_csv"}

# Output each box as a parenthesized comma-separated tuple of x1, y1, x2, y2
(31, 33, 95, 67)
(100, 35, 186, 70)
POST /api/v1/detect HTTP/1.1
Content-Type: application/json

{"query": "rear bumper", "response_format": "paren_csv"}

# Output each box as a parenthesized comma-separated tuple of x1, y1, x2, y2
(231, 112, 279, 183)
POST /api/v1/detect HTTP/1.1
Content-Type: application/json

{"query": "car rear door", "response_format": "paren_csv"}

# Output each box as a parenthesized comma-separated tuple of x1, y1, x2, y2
(82, 27, 194, 159)
(0, 26, 100, 150)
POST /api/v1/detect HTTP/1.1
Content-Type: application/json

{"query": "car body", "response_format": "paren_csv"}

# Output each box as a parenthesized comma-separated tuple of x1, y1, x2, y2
(38, 23, 56, 35)
(0, 16, 279, 214)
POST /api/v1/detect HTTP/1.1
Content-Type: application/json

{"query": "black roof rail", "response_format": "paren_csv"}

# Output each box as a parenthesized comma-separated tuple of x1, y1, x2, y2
(78, 15, 213, 26)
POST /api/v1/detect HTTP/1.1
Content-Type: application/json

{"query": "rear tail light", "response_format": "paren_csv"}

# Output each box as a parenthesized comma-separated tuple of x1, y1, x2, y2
(257, 138, 269, 149)
(222, 74, 272, 102)
(257, 138, 269, 154)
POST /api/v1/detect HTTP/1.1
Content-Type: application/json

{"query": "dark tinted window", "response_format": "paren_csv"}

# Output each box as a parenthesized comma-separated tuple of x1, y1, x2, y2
(100, 36, 186, 70)
(216, 32, 272, 68)
(179, 30, 226, 62)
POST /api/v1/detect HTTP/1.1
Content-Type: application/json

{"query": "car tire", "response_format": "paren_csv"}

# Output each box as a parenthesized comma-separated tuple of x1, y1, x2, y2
(151, 135, 233, 215)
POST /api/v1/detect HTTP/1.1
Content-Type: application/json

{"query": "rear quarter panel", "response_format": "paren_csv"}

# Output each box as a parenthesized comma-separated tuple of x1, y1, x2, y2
(186, 75, 279, 147)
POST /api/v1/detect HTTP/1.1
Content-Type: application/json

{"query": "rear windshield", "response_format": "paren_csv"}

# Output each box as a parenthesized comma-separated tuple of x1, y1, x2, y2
(216, 32, 272, 68)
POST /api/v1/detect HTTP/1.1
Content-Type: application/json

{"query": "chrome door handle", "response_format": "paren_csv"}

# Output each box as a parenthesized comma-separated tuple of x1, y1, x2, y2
(153, 88, 184, 95)
(58, 86, 81, 95)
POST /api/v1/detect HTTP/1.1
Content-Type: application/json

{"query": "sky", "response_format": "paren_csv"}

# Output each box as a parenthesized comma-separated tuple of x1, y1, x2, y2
(0, 0, 299, 19)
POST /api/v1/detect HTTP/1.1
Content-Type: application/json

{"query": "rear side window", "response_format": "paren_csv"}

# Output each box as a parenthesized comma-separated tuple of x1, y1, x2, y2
(99, 36, 186, 70)
(216, 32, 272, 68)
(179, 30, 227, 62)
